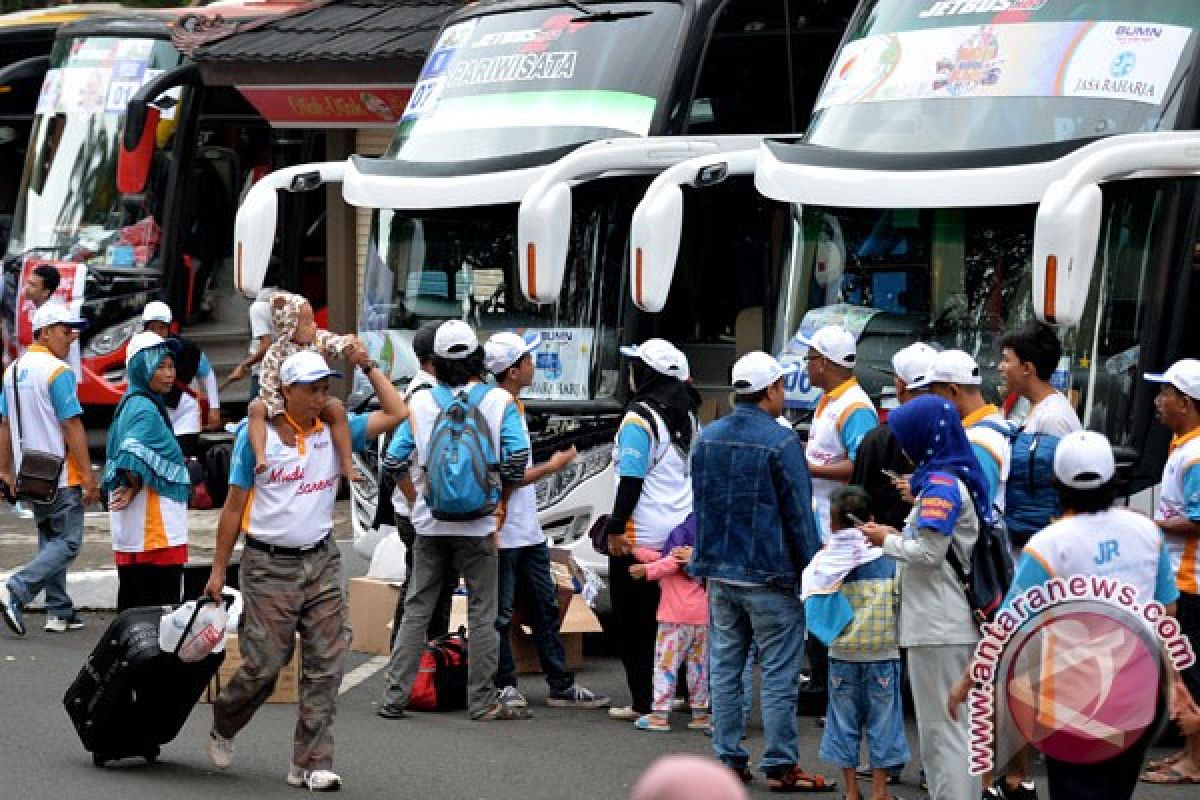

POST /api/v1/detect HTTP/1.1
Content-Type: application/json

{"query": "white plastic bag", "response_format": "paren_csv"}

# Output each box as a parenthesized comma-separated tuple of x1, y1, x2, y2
(159, 598, 229, 663)
(366, 531, 407, 584)
(354, 521, 391, 561)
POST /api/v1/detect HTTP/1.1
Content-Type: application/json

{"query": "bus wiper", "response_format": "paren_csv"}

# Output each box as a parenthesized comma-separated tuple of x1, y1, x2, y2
(561, 0, 651, 22)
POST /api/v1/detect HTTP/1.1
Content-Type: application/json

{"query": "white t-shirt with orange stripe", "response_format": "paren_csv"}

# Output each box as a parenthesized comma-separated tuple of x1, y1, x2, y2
(1156, 426, 1200, 595)
(111, 487, 188, 554)
(805, 377, 877, 538)
(0, 344, 86, 488)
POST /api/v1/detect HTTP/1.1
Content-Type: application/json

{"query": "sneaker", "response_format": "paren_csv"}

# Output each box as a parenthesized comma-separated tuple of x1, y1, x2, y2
(497, 686, 528, 708)
(546, 685, 611, 709)
(608, 705, 640, 721)
(286, 766, 342, 791)
(634, 713, 670, 732)
(208, 730, 234, 769)
(376, 703, 406, 720)
(0, 584, 25, 637)
(474, 701, 533, 720)
(44, 612, 85, 633)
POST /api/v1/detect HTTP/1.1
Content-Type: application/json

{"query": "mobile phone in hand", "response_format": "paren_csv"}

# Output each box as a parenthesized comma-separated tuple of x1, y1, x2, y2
(881, 468, 902, 482)
(845, 512, 866, 527)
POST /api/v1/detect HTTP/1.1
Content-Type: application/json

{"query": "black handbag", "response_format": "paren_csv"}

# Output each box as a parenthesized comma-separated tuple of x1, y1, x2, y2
(8, 356, 64, 504)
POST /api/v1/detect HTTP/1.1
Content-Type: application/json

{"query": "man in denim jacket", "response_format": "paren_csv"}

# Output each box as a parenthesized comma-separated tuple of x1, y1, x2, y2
(691, 351, 832, 792)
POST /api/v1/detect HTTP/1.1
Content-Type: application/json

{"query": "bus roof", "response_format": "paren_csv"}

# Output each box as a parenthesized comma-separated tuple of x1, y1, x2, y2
(54, 1, 309, 42)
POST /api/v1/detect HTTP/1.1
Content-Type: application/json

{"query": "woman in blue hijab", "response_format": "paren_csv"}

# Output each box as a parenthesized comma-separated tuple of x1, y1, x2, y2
(860, 394, 987, 800)
(103, 331, 191, 610)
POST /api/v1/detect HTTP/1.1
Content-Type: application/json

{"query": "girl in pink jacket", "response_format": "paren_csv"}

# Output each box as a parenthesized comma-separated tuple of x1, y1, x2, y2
(629, 518, 709, 732)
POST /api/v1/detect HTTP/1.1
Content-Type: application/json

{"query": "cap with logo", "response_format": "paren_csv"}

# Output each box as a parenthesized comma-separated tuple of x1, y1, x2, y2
(619, 338, 690, 380)
(1143, 358, 1200, 401)
(141, 301, 173, 325)
(31, 303, 86, 334)
(914, 348, 982, 389)
(891, 342, 937, 387)
(796, 325, 856, 369)
(434, 320, 479, 360)
(281, 350, 342, 386)
(1053, 430, 1115, 489)
(125, 330, 182, 366)
(731, 351, 797, 394)
(485, 331, 542, 374)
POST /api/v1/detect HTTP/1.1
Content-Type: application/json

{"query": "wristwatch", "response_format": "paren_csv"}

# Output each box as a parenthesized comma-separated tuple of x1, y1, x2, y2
(361, 361, 380, 376)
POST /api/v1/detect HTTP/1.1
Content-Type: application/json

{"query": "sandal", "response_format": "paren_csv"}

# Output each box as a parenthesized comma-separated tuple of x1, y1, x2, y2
(1145, 751, 1184, 772)
(1141, 766, 1200, 785)
(634, 714, 670, 732)
(766, 766, 837, 793)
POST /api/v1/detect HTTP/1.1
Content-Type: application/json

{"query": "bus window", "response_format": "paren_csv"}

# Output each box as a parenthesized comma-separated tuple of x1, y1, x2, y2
(686, 0, 793, 134)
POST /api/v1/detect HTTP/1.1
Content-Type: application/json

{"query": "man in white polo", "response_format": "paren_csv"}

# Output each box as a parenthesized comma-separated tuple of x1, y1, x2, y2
(204, 349, 406, 792)
(0, 303, 99, 636)
(798, 325, 877, 538)
(917, 349, 1011, 512)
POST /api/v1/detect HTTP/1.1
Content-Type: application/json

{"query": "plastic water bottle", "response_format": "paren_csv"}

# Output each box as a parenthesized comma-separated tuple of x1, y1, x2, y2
(1051, 356, 1071, 392)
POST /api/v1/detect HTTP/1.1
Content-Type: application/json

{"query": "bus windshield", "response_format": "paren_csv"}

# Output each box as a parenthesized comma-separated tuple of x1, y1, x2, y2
(6, 36, 182, 265)
(808, 0, 1197, 151)
(359, 177, 644, 404)
(387, 2, 683, 163)
(775, 180, 1178, 450)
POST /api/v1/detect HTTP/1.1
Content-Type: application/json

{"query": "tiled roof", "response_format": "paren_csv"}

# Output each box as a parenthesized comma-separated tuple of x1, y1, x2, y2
(189, 0, 461, 63)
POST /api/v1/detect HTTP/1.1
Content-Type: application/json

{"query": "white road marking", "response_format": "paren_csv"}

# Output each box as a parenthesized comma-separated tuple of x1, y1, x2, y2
(339, 655, 389, 694)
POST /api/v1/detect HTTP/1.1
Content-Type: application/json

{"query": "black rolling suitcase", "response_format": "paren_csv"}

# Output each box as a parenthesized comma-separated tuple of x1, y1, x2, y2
(63, 599, 227, 767)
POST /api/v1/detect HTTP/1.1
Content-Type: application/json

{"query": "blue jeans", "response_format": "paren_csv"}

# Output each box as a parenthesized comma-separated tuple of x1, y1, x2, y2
(7, 487, 83, 617)
(494, 542, 573, 691)
(709, 581, 805, 776)
(819, 659, 910, 770)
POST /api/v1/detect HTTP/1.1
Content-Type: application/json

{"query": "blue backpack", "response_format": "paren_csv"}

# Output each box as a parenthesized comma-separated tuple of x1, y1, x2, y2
(423, 385, 502, 521)
(987, 421, 1061, 549)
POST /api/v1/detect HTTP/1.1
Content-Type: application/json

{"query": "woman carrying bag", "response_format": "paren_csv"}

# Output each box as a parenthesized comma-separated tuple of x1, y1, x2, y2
(103, 331, 192, 611)
(605, 339, 699, 721)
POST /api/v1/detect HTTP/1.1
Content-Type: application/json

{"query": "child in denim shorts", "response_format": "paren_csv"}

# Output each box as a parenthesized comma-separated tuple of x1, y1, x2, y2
(816, 487, 909, 800)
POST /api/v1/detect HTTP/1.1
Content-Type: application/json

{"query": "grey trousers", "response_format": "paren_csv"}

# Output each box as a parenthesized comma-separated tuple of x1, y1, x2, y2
(380, 534, 499, 717)
(213, 538, 351, 771)
(907, 644, 982, 800)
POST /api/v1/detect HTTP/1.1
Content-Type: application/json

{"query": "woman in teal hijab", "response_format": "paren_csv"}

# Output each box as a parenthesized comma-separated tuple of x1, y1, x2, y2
(103, 331, 191, 610)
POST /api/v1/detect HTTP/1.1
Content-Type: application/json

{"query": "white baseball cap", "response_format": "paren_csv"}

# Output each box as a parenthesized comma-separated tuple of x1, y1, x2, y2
(142, 300, 173, 325)
(620, 338, 689, 380)
(434, 320, 479, 360)
(891, 342, 937, 387)
(731, 351, 797, 394)
(485, 331, 542, 374)
(1053, 430, 1115, 489)
(125, 330, 181, 366)
(1144, 359, 1200, 401)
(280, 350, 342, 385)
(796, 325, 856, 368)
(919, 348, 982, 388)
(31, 302, 86, 333)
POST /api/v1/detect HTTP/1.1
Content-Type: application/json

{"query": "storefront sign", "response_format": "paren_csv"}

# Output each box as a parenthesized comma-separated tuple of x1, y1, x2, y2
(237, 85, 413, 128)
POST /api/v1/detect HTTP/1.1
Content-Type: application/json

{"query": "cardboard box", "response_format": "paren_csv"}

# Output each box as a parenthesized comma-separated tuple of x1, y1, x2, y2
(203, 633, 301, 704)
(348, 577, 402, 655)
(450, 591, 603, 675)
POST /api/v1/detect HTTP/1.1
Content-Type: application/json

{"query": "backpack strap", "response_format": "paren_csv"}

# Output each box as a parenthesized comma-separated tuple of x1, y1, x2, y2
(974, 418, 1017, 439)
(629, 401, 671, 468)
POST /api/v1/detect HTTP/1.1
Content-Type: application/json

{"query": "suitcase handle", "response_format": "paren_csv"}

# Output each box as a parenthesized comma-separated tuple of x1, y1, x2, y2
(170, 592, 237, 658)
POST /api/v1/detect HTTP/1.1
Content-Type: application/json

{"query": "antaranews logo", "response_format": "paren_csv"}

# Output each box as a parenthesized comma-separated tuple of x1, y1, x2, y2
(966, 576, 1195, 775)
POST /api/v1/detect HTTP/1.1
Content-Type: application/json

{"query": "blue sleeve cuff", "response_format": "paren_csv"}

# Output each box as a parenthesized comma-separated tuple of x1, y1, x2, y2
(1155, 545, 1181, 605)
(386, 420, 415, 463)
(348, 413, 369, 452)
(229, 430, 256, 489)
(616, 419, 653, 478)
(1182, 463, 1200, 521)
(841, 407, 877, 462)
(49, 369, 83, 421)
(499, 401, 531, 460)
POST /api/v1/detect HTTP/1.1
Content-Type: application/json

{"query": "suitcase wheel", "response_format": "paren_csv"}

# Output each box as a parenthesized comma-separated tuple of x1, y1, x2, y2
(144, 747, 159, 764)
(92, 753, 107, 768)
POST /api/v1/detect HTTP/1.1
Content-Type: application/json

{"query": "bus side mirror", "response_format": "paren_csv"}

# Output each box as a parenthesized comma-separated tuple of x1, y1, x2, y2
(518, 181, 571, 304)
(234, 179, 278, 296)
(1032, 181, 1102, 327)
(628, 184, 683, 313)
(117, 105, 160, 195)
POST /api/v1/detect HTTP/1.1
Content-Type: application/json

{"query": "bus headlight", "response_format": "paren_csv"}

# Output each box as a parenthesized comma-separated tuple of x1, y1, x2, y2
(535, 444, 610, 511)
(83, 317, 141, 357)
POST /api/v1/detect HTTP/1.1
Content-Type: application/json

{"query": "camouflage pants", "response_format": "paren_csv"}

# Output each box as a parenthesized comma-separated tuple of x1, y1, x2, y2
(213, 537, 350, 771)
